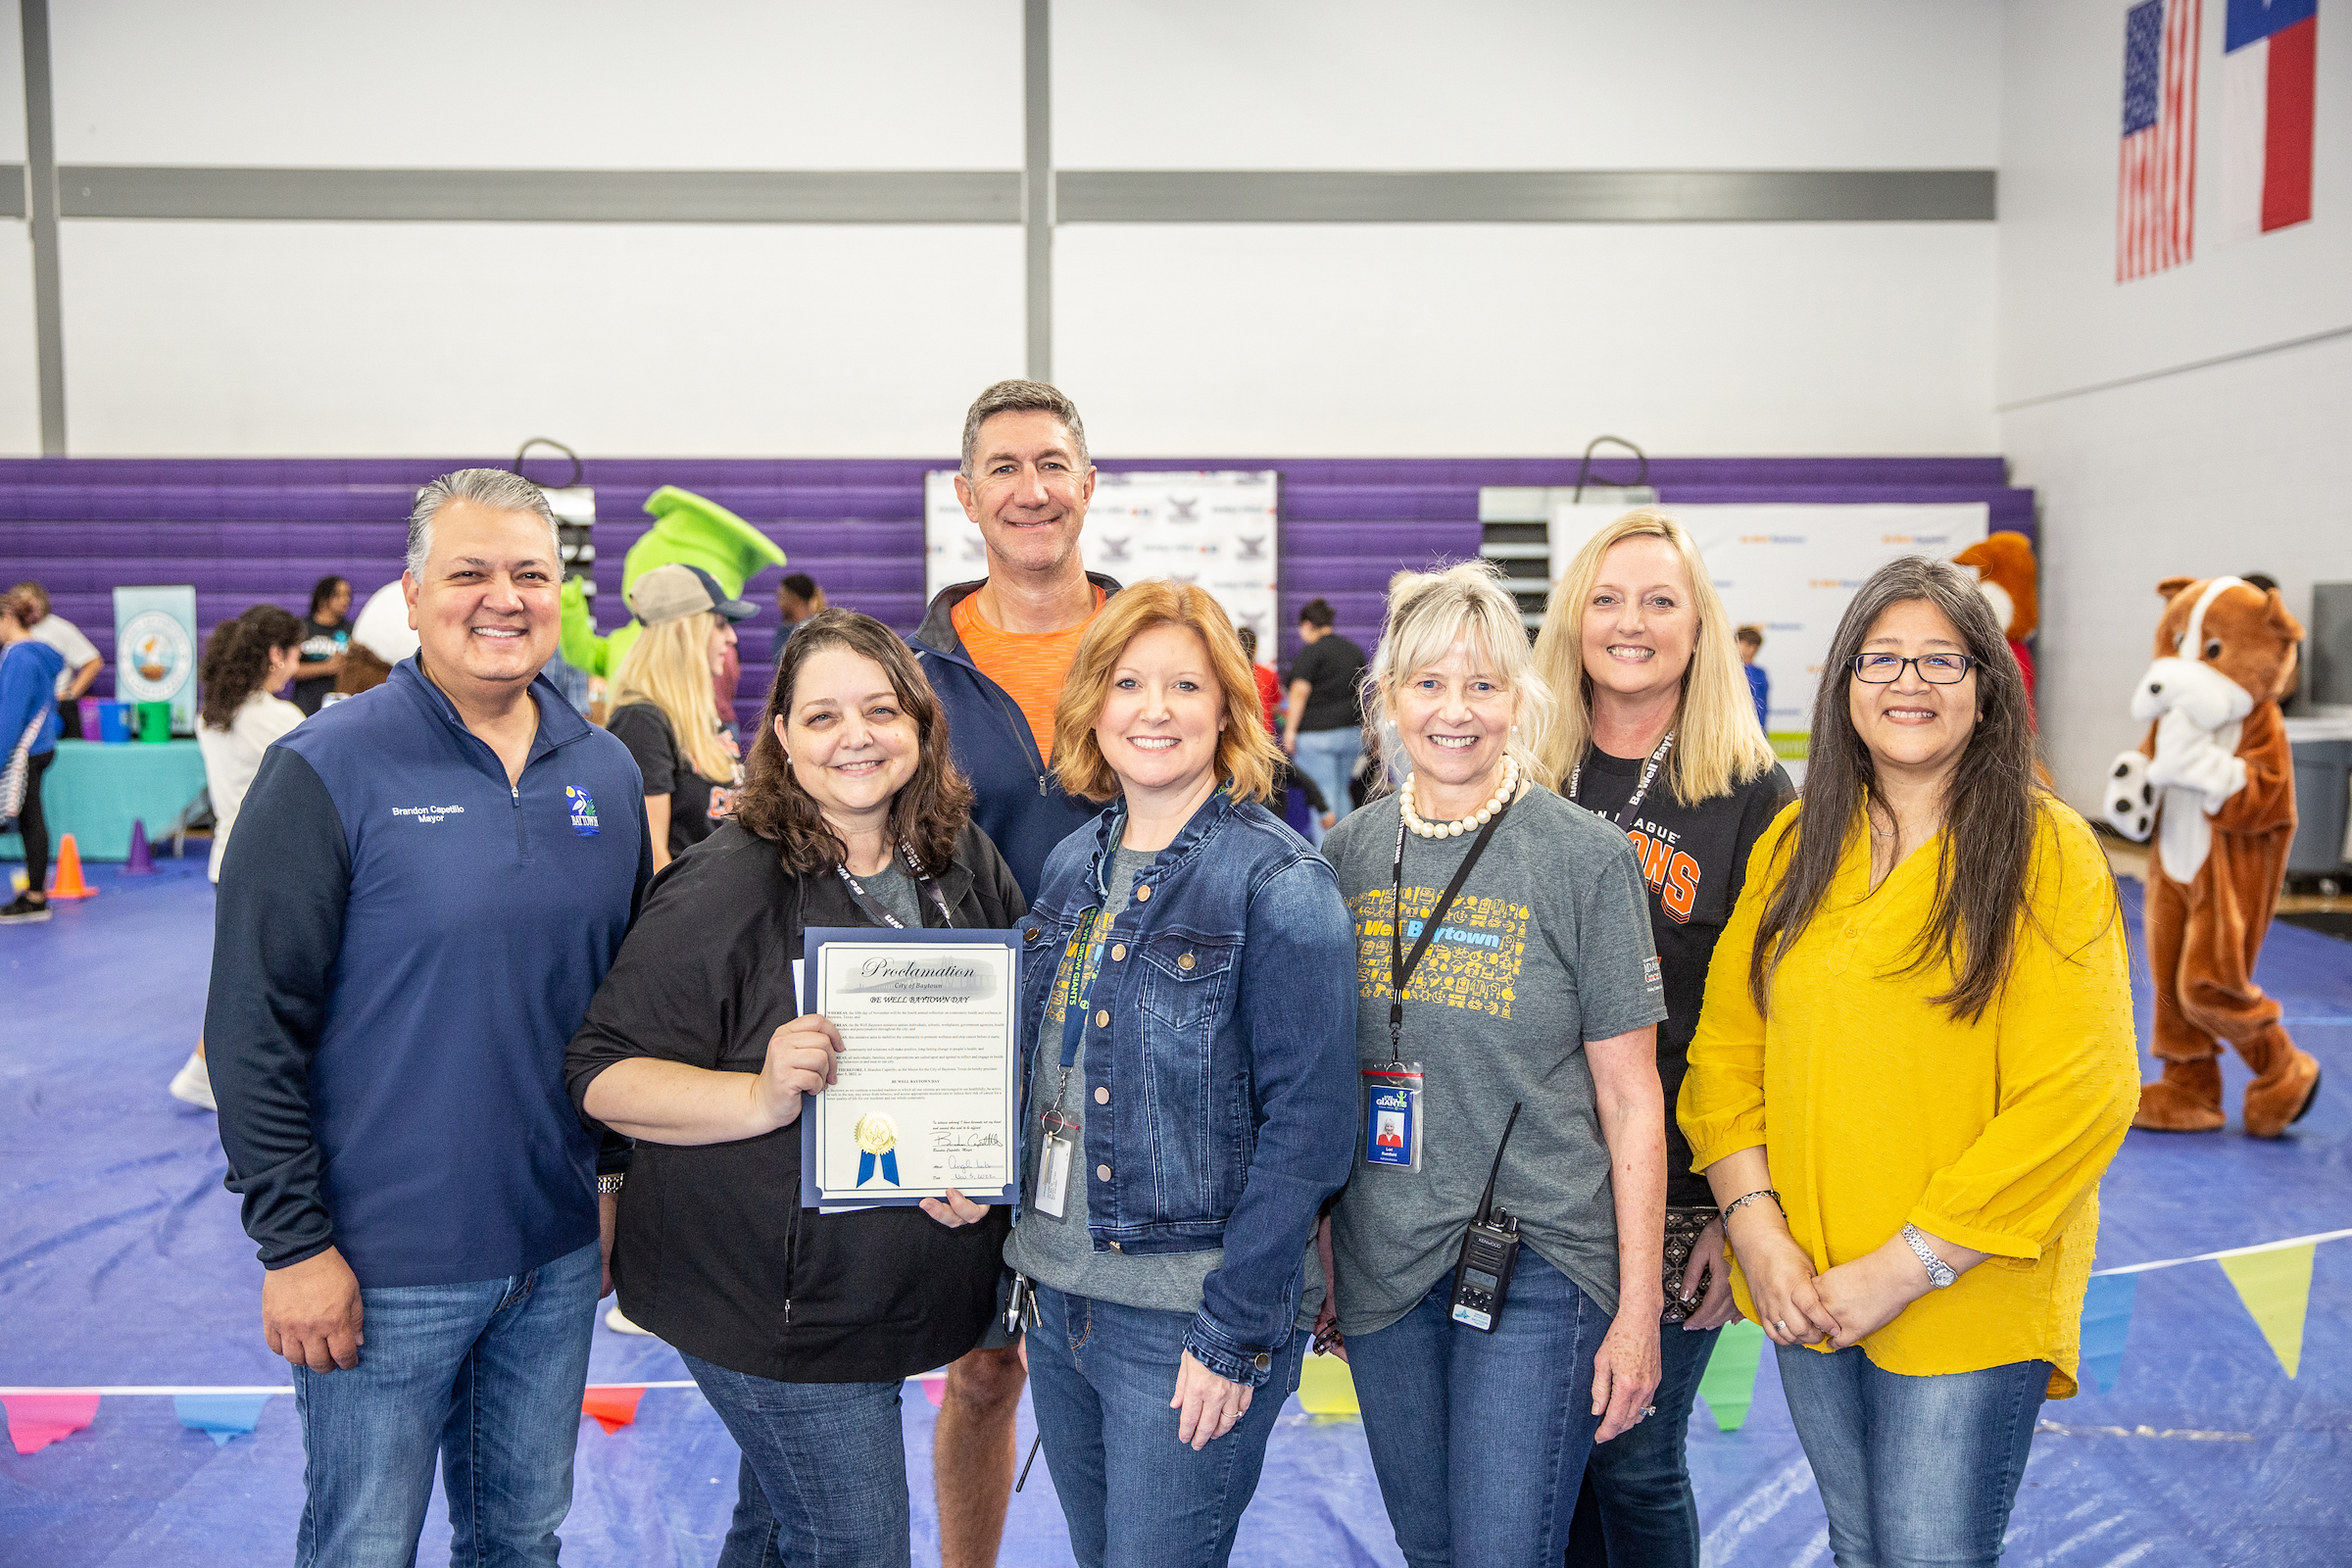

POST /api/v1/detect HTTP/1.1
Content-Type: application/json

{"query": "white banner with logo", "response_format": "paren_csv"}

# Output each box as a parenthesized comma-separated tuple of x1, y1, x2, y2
(113, 585, 201, 734)
(1549, 504, 1989, 756)
(924, 470, 1281, 647)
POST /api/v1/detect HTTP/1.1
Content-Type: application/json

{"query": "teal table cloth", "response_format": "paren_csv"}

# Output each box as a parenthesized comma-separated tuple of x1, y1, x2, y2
(1, 740, 209, 863)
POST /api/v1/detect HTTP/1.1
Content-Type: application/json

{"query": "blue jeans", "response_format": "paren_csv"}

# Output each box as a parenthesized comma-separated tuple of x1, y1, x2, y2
(290, 1239, 600, 1568)
(1026, 1285, 1305, 1568)
(1566, 1318, 1722, 1567)
(1348, 1251, 1608, 1567)
(1291, 727, 1361, 845)
(1776, 1345, 2048, 1568)
(683, 1353, 909, 1568)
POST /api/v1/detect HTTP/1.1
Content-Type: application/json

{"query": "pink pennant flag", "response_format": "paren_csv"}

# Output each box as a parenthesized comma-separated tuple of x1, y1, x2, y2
(581, 1385, 645, 1435)
(3, 1393, 100, 1455)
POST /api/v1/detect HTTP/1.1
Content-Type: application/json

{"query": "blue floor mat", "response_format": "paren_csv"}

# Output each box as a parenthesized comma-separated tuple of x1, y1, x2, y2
(2, 860, 2345, 1565)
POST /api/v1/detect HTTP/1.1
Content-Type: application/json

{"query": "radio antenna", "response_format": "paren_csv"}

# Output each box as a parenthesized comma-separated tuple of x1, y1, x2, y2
(1475, 1102, 1523, 1226)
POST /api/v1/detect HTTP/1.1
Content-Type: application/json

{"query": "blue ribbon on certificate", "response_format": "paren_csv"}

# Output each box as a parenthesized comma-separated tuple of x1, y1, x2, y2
(857, 1149, 901, 1187)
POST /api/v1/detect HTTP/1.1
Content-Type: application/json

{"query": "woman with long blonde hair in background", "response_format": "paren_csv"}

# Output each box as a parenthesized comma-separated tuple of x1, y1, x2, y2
(1532, 511, 1791, 1568)
(607, 564, 756, 872)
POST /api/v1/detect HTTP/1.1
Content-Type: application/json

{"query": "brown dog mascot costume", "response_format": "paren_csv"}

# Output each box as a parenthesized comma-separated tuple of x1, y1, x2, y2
(2105, 575, 2320, 1137)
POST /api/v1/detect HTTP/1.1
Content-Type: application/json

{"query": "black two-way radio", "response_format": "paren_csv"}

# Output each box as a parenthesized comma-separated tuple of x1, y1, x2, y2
(1448, 1102, 1524, 1333)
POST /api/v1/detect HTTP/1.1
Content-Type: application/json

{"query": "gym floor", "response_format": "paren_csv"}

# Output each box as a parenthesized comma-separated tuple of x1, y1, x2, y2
(3, 857, 2344, 1566)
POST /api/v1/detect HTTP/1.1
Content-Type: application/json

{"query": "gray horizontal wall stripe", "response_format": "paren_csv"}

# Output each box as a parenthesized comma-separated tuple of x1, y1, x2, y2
(56, 167, 1024, 223)
(1055, 169, 1996, 223)
(39, 166, 1995, 225)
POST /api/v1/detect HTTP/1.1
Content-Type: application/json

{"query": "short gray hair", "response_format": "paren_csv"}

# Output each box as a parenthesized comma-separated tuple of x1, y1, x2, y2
(406, 468, 563, 578)
(958, 379, 1089, 478)
(1365, 560, 1556, 792)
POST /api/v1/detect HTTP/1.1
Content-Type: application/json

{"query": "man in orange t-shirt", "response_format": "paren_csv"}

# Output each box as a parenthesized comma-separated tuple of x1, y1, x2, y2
(907, 378, 1118, 1568)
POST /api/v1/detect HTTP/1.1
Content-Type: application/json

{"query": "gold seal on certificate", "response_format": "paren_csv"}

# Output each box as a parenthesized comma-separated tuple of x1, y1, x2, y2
(855, 1112, 899, 1154)
(802, 931, 1022, 1208)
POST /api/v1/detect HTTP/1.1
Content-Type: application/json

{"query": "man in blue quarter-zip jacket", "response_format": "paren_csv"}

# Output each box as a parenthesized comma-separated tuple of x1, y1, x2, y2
(209, 469, 651, 1568)
(905, 379, 1119, 1568)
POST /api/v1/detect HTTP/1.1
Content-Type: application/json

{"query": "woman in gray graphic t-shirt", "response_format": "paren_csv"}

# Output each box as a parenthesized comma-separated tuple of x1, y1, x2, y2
(1319, 562, 1669, 1568)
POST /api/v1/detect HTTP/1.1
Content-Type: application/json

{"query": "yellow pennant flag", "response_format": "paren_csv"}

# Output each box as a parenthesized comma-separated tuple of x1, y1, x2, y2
(2218, 1244, 2316, 1378)
(1297, 1355, 1360, 1421)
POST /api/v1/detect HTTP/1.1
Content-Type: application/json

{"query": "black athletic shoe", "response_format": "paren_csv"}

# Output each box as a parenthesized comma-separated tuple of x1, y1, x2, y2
(0, 893, 52, 923)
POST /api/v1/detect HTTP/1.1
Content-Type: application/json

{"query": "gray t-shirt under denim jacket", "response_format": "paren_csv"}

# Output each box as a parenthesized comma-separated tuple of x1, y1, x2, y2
(1005, 846, 1328, 1326)
(1320, 787, 1666, 1336)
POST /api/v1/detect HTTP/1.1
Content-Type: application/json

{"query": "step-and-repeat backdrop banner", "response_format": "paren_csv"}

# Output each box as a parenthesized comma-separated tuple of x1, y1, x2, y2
(926, 470, 1281, 648)
(1549, 504, 1990, 758)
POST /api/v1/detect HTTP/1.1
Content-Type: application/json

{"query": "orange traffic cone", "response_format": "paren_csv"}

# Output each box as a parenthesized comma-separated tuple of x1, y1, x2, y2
(47, 834, 98, 900)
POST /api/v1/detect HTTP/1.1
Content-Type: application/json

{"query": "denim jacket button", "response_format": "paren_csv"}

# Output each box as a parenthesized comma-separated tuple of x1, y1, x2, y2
(1110, 944, 1127, 960)
(1094, 1086, 1109, 1104)
(1178, 953, 1196, 970)
(1252, 1352, 1271, 1370)
(1096, 1163, 1112, 1181)
(1095, 1009, 1109, 1029)
(1134, 884, 1152, 902)
(1023, 927, 1042, 944)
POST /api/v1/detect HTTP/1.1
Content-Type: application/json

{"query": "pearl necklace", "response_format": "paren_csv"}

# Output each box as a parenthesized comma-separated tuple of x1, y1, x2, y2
(1400, 757, 1520, 839)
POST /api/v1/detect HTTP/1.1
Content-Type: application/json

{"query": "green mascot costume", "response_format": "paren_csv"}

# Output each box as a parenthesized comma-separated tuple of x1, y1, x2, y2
(560, 484, 788, 682)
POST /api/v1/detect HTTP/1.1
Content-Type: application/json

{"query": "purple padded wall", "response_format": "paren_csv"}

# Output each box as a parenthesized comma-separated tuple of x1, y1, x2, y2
(0, 456, 2032, 731)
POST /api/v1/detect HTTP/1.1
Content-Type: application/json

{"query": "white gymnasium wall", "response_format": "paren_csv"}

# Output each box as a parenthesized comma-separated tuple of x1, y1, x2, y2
(0, 15, 36, 455)
(24, 1, 2001, 457)
(1998, 0, 2352, 814)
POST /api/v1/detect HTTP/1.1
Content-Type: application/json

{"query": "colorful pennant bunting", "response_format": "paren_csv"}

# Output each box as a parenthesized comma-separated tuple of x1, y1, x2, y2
(173, 1392, 272, 1446)
(1297, 1354, 1360, 1420)
(581, 1385, 646, 1435)
(2077, 1273, 2138, 1395)
(2218, 1244, 2315, 1379)
(1696, 1320, 1768, 1432)
(3, 1393, 100, 1455)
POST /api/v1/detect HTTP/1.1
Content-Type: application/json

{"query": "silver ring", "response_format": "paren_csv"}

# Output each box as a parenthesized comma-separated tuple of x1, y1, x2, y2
(1774, 1320, 1788, 1332)
(1641, 1405, 1657, 1417)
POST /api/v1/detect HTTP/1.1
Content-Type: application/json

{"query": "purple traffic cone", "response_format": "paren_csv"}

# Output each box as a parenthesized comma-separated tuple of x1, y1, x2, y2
(124, 818, 157, 875)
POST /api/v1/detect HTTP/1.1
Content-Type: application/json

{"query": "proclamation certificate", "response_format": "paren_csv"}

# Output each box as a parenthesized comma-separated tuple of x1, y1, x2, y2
(798, 927, 1022, 1208)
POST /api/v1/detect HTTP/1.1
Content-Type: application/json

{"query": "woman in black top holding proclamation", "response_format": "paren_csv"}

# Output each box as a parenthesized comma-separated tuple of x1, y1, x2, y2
(1534, 510, 1793, 1568)
(567, 609, 1024, 1568)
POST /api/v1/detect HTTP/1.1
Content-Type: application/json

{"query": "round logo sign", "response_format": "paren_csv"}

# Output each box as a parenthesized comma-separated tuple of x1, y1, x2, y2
(118, 610, 194, 703)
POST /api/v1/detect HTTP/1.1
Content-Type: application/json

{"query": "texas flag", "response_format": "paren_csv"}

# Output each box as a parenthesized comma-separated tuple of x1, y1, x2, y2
(2217, 0, 2318, 240)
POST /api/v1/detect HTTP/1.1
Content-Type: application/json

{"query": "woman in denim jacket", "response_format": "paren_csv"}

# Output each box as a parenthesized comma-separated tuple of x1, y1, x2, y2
(1005, 581, 1357, 1568)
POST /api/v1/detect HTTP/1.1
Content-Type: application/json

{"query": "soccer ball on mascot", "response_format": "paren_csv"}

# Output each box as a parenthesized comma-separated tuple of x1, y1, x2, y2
(2103, 575, 2320, 1138)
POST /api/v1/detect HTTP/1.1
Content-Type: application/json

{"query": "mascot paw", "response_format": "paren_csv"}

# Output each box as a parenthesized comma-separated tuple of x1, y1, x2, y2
(2243, 1047, 2321, 1140)
(2104, 752, 2156, 842)
(2133, 1058, 2226, 1132)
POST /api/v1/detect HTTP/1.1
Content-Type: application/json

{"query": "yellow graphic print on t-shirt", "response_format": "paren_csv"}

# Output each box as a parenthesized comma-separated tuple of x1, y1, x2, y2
(1348, 885, 1529, 1019)
(1043, 906, 1120, 1034)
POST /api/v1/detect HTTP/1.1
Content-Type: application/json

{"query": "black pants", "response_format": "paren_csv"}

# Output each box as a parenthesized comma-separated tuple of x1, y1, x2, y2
(56, 697, 81, 739)
(17, 749, 53, 894)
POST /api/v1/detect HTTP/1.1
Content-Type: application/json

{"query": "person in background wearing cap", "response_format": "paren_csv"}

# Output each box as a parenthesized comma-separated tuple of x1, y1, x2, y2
(607, 564, 756, 875)
(559, 485, 786, 683)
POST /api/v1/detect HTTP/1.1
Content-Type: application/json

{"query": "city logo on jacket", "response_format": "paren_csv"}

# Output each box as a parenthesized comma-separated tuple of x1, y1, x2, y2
(565, 785, 600, 837)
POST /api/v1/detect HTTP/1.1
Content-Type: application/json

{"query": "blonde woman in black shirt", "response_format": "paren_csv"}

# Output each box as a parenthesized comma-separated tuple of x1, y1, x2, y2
(1534, 510, 1792, 1568)
(606, 564, 755, 871)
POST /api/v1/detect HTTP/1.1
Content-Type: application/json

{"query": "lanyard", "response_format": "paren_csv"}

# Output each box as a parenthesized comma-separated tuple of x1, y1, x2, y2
(1389, 793, 1512, 1058)
(832, 842, 956, 930)
(1566, 730, 1676, 831)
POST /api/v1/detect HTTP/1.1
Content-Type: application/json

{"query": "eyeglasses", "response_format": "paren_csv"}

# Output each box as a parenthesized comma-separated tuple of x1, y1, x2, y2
(1849, 653, 1978, 685)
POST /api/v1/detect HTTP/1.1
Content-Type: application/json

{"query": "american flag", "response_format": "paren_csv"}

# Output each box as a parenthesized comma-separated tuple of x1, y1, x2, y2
(2118, 0, 2202, 281)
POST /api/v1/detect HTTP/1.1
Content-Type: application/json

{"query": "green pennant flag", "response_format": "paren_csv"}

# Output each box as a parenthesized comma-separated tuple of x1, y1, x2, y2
(1697, 1320, 1768, 1432)
(2219, 1244, 2315, 1378)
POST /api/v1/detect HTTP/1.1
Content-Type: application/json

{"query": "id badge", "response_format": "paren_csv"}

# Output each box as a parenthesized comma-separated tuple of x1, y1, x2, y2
(1361, 1063, 1424, 1170)
(1035, 1131, 1073, 1220)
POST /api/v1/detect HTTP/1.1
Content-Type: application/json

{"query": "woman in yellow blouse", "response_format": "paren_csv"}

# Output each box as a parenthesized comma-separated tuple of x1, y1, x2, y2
(1680, 557, 2138, 1568)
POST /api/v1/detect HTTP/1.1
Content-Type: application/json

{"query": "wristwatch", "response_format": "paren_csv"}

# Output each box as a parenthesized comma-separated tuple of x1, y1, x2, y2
(597, 1174, 626, 1195)
(1901, 1224, 1957, 1289)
